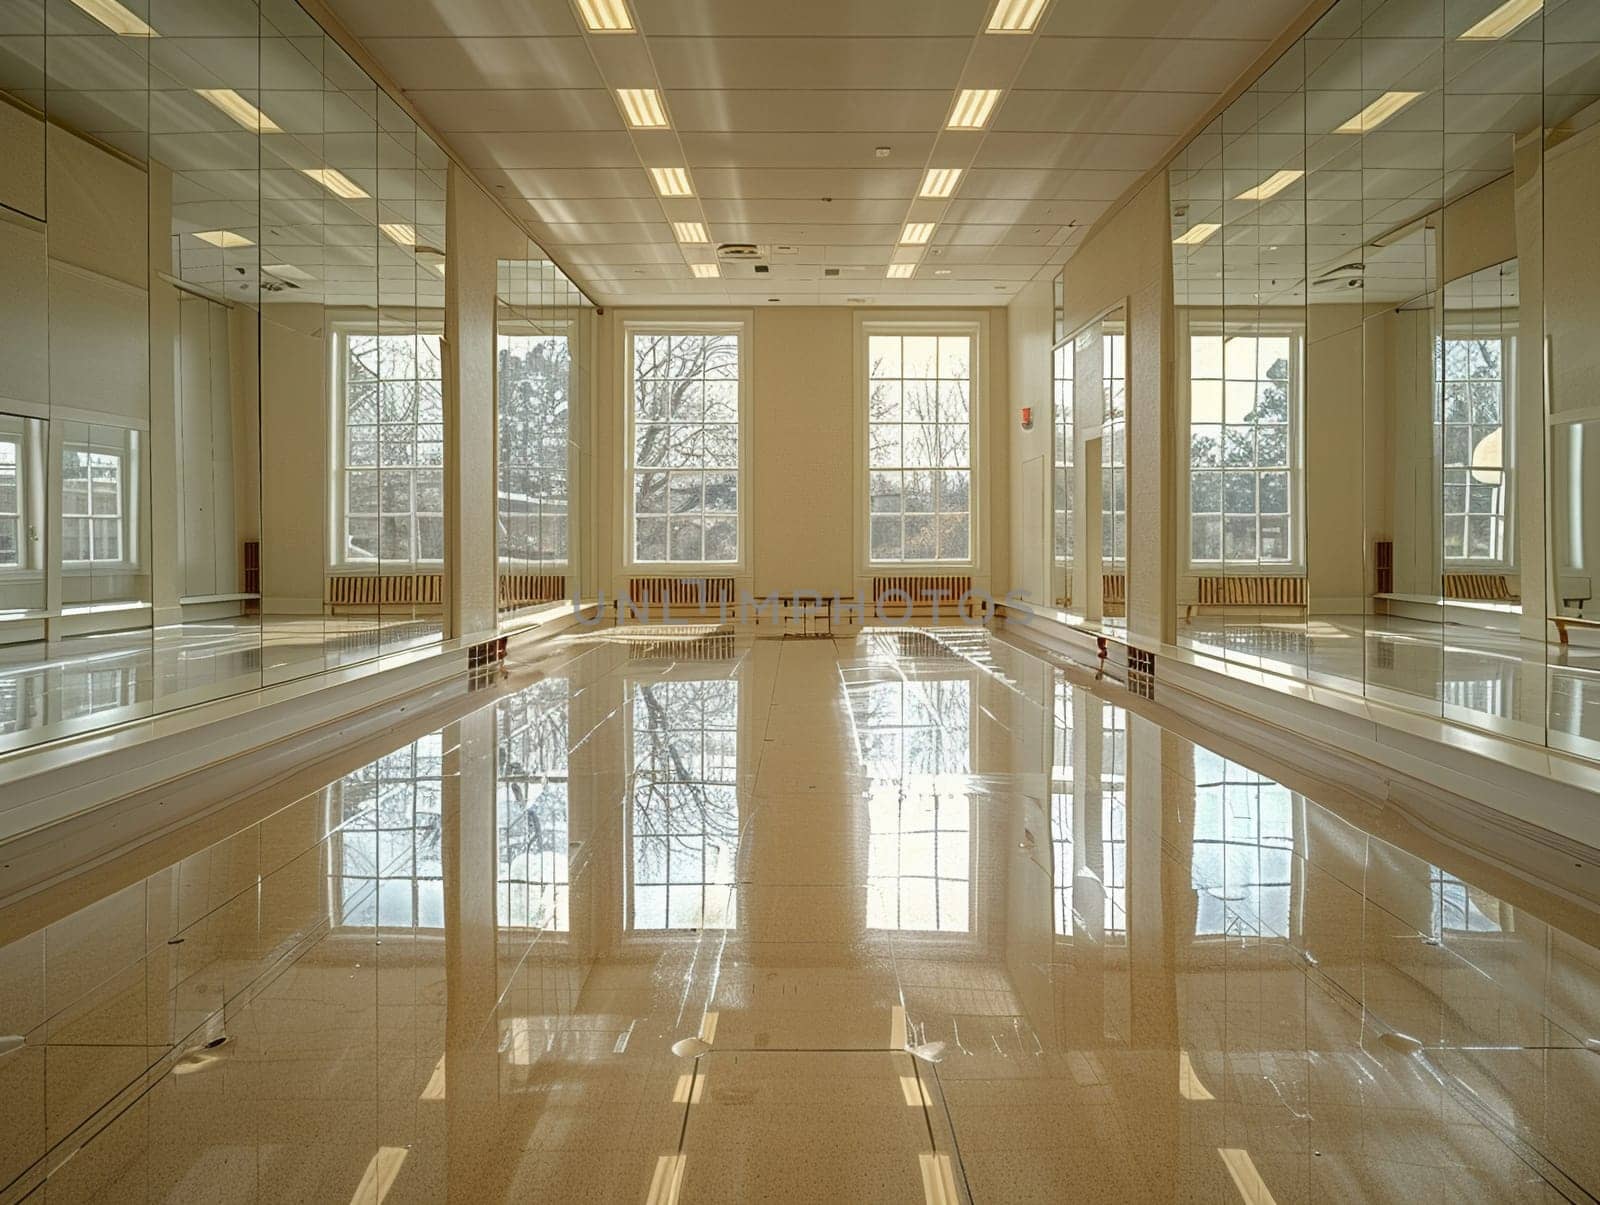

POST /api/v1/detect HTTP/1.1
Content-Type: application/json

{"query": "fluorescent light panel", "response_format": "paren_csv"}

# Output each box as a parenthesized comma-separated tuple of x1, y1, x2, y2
(947, 88, 1002, 130)
(193, 229, 253, 248)
(1334, 90, 1424, 134)
(650, 166, 693, 197)
(70, 0, 156, 36)
(900, 222, 935, 245)
(380, 222, 417, 247)
(617, 88, 668, 128)
(263, 263, 311, 280)
(987, 0, 1048, 32)
(576, 0, 633, 31)
(301, 167, 368, 199)
(672, 221, 707, 243)
(1235, 169, 1304, 201)
(887, 263, 916, 278)
(1173, 222, 1220, 246)
(919, 167, 962, 198)
(691, 263, 720, 278)
(1459, 0, 1541, 40)
(195, 88, 281, 134)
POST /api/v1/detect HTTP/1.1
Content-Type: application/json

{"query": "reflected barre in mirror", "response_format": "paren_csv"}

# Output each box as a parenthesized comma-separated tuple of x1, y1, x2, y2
(1163, 0, 1600, 760)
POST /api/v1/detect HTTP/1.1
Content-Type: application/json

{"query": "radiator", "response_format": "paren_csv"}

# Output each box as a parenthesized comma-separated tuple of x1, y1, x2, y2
(1103, 574, 1127, 604)
(1443, 573, 1515, 602)
(326, 573, 444, 609)
(499, 573, 567, 607)
(870, 575, 973, 607)
(1195, 575, 1305, 607)
(625, 576, 737, 607)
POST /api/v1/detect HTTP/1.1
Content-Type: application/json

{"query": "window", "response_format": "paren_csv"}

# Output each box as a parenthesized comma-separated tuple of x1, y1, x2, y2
(330, 734, 445, 929)
(1429, 865, 1504, 936)
(1101, 327, 1127, 569)
(627, 327, 742, 565)
(338, 331, 444, 565)
(1053, 340, 1074, 572)
(61, 447, 124, 564)
(1186, 329, 1300, 569)
(867, 329, 975, 564)
(498, 332, 571, 570)
(0, 439, 20, 568)
(1191, 748, 1296, 939)
(497, 679, 570, 932)
(627, 679, 739, 930)
(1438, 336, 1510, 565)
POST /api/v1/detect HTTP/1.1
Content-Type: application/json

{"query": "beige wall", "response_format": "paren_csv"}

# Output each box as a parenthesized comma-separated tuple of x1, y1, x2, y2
(1008, 277, 1055, 608)
(593, 304, 1009, 605)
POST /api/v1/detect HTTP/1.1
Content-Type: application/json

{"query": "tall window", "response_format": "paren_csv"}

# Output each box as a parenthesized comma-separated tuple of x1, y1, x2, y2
(627, 679, 739, 930)
(61, 447, 124, 564)
(1101, 328, 1127, 569)
(0, 439, 21, 568)
(498, 332, 571, 570)
(628, 328, 742, 565)
(339, 331, 444, 565)
(867, 329, 975, 563)
(497, 678, 570, 932)
(1053, 340, 1074, 575)
(1186, 330, 1299, 568)
(1438, 336, 1510, 565)
(330, 734, 445, 929)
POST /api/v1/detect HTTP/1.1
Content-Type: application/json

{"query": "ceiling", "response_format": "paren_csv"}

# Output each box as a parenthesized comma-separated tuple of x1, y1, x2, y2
(322, 0, 1311, 306)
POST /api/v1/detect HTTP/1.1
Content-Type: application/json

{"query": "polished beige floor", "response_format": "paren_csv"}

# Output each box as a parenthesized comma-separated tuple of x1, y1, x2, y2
(2, 628, 1598, 1202)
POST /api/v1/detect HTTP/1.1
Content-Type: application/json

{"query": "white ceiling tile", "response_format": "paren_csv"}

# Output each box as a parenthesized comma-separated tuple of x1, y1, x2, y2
(974, 131, 1176, 171)
(407, 89, 624, 133)
(664, 90, 954, 134)
(446, 131, 642, 169)
(995, 89, 1218, 136)
(1038, 0, 1306, 41)
(323, 0, 578, 37)
(1017, 37, 1270, 95)
(633, 0, 988, 37)
(680, 131, 939, 169)
(357, 36, 601, 90)
(646, 38, 971, 91)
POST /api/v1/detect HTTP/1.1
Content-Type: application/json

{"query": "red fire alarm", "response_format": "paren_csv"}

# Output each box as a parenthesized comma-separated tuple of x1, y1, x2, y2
(1020, 406, 1033, 430)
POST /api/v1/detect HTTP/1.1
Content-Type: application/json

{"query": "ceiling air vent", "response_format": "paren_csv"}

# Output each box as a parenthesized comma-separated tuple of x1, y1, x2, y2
(716, 243, 763, 261)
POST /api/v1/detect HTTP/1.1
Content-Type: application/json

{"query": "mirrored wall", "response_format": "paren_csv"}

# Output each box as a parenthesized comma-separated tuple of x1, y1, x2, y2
(495, 251, 588, 622)
(1166, 0, 1600, 759)
(0, 0, 449, 752)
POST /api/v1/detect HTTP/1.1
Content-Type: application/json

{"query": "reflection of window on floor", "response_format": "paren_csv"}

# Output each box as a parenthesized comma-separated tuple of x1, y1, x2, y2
(628, 680, 739, 930)
(847, 677, 972, 779)
(497, 679, 570, 932)
(331, 734, 445, 928)
(61, 665, 140, 721)
(1430, 866, 1503, 936)
(1051, 679, 1074, 936)
(1191, 747, 1296, 938)
(1443, 671, 1511, 718)
(1101, 704, 1127, 937)
(867, 792, 970, 932)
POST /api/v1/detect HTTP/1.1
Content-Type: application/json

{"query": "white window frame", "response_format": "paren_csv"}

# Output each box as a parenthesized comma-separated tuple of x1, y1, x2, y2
(60, 429, 139, 572)
(621, 316, 752, 573)
(1437, 330, 1516, 572)
(0, 417, 44, 577)
(1176, 313, 1307, 577)
(328, 324, 447, 571)
(855, 314, 988, 574)
(496, 320, 576, 574)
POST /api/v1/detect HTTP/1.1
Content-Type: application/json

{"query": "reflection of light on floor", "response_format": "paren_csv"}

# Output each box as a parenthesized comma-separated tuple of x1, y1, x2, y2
(645, 1154, 687, 1205)
(420, 1055, 446, 1100)
(1218, 1148, 1277, 1204)
(349, 1147, 408, 1205)
(672, 1072, 704, 1103)
(899, 1073, 933, 1106)
(918, 1152, 960, 1204)
(1178, 1050, 1214, 1101)
(889, 1004, 908, 1049)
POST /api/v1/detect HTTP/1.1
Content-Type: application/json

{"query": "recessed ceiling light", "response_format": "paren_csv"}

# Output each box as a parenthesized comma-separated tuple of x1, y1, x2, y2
(919, 167, 962, 198)
(672, 221, 707, 243)
(617, 88, 668, 128)
(650, 166, 693, 197)
(1334, 91, 1424, 134)
(263, 263, 311, 280)
(691, 263, 720, 278)
(70, 0, 156, 36)
(886, 263, 916, 278)
(934, 268, 952, 276)
(193, 230, 253, 248)
(575, 0, 633, 32)
(900, 222, 935, 244)
(301, 167, 368, 199)
(380, 222, 418, 248)
(986, 0, 1048, 33)
(947, 89, 1002, 130)
(195, 88, 281, 134)
(1459, 0, 1541, 40)
(1172, 222, 1220, 246)
(1235, 169, 1304, 201)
